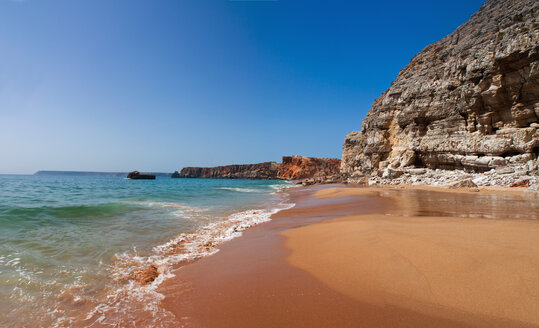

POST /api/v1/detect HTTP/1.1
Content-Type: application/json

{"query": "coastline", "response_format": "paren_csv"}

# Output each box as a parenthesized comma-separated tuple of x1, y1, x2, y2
(158, 184, 539, 327)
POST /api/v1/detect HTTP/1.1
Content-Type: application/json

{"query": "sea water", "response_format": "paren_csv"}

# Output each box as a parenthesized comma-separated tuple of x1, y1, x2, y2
(0, 174, 293, 327)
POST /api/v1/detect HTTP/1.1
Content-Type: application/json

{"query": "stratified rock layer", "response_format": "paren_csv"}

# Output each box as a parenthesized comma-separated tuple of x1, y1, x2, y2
(180, 162, 281, 179)
(278, 156, 341, 180)
(179, 156, 341, 180)
(342, 0, 539, 178)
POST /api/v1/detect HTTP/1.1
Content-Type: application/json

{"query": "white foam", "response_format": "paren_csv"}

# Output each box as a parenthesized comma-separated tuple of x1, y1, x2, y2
(82, 200, 295, 327)
(269, 182, 295, 190)
(216, 187, 263, 193)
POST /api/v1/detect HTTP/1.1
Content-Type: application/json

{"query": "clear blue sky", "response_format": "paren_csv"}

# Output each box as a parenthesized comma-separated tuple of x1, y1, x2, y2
(0, 0, 485, 174)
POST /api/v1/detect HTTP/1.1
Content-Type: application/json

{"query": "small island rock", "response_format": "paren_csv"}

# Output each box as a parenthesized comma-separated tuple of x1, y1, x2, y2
(127, 171, 156, 180)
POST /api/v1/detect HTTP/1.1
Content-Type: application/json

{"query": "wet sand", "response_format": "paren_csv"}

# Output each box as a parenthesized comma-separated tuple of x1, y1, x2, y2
(160, 185, 539, 327)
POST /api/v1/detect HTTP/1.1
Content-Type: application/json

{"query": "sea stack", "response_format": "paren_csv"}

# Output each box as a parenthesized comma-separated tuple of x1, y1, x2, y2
(341, 0, 539, 186)
(126, 171, 156, 180)
(171, 171, 181, 178)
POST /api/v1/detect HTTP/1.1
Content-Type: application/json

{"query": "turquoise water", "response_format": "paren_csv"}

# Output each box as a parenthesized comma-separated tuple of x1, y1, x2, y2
(0, 174, 292, 327)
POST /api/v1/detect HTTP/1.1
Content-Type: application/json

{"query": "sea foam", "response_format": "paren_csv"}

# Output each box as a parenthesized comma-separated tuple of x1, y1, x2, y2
(82, 200, 295, 327)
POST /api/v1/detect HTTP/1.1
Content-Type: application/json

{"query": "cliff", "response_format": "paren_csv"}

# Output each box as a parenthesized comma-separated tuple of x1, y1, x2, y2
(342, 0, 539, 181)
(179, 156, 341, 180)
(278, 156, 341, 180)
(180, 162, 281, 179)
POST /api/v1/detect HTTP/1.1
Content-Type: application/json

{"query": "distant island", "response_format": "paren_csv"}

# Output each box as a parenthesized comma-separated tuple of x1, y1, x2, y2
(34, 171, 172, 177)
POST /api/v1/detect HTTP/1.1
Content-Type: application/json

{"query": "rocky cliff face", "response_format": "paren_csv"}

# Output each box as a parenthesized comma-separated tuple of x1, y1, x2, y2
(278, 156, 341, 180)
(179, 156, 341, 180)
(180, 162, 281, 179)
(342, 0, 539, 180)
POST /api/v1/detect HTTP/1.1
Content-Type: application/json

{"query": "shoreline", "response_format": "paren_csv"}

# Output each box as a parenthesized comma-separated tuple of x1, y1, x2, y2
(73, 183, 297, 328)
(157, 184, 539, 327)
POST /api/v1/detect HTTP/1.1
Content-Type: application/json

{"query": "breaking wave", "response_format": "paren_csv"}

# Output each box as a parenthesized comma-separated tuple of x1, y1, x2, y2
(81, 201, 295, 327)
(216, 187, 264, 193)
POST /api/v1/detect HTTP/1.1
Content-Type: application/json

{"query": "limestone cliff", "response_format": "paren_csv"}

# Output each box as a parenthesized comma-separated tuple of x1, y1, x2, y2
(342, 0, 539, 179)
(278, 156, 341, 180)
(180, 162, 281, 179)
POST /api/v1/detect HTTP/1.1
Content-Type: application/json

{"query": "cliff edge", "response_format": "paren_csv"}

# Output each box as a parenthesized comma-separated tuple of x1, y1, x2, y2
(180, 162, 281, 179)
(342, 0, 538, 187)
(179, 156, 340, 181)
(278, 156, 341, 180)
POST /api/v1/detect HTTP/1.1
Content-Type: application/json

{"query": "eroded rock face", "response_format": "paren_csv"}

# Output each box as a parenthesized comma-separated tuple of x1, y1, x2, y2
(179, 156, 341, 180)
(277, 156, 341, 180)
(180, 162, 281, 179)
(342, 0, 539, 178)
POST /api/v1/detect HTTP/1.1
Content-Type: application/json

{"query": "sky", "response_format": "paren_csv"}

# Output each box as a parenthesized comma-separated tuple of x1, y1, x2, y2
(0, 0, 486, 174)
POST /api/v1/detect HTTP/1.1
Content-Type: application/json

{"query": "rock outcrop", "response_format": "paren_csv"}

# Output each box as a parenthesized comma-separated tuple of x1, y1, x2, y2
(171, 171, 181, 178)
(278, 156, 341, 180)
(342, 0, 539, 182)
(180, 162, 281, 179)
(133, 264, 159, 285)
(179, 156, 341, 180)
(127, 171, 156, 180)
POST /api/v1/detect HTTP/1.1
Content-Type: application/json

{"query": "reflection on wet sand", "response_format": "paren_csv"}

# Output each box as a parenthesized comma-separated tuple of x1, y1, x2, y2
(159, 185, 538, 327)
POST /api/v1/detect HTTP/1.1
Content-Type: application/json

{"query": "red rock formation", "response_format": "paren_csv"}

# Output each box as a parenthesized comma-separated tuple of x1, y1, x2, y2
(179, 156, 341, 180)
(510, 179, 530, 187)
(277, 156, 341, 180)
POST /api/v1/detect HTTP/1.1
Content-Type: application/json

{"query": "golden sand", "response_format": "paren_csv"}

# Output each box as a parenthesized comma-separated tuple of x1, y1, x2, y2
(160, 185, 539, 327)
(283, 187, 539, 326)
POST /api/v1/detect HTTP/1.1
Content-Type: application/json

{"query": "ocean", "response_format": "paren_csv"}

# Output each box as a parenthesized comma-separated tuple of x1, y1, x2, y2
(0, 174, 293, 327)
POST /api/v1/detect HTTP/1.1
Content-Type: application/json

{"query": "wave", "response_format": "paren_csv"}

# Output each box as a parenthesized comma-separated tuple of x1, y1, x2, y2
(215, 187, 264, 193)
(0, 202, 131, 221)
(81, 201, 295, 327)
(0, 200, 206, 223)
(217, 183, 295, 194)
(270, 182, 295, 189)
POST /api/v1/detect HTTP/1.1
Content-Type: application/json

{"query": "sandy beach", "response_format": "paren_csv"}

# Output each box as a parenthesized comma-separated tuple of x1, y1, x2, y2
(159, 185, 539, 327)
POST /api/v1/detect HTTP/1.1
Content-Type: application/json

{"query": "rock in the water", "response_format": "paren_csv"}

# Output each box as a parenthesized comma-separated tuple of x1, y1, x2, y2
(171, 171, 181, 178)
(341, 0, 539, 178)
(127, 171, 156, 180)
(133, 264, 159, 285)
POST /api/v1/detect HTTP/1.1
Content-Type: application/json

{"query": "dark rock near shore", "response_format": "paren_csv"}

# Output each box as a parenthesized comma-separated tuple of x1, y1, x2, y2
(127, 171, 156, 180)
(171, 171, 181, 178)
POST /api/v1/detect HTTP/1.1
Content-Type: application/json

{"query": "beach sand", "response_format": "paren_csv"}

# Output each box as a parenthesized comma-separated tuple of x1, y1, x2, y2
(160, 185, 539, 327)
